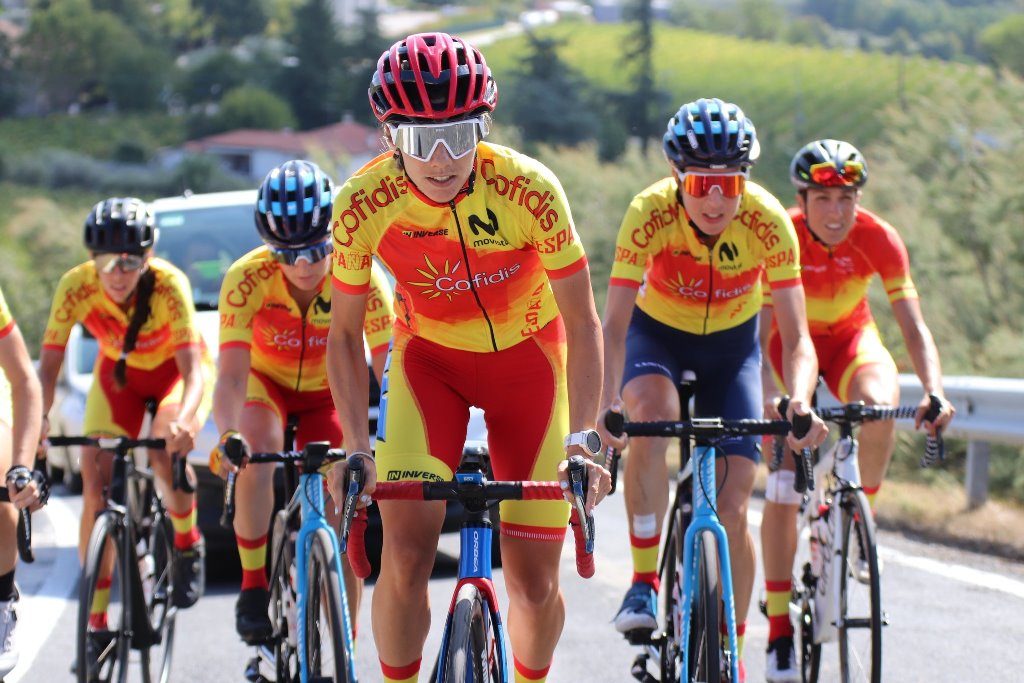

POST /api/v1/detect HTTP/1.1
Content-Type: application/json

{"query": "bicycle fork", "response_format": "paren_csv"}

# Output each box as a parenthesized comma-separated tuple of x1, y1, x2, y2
(678, 446, 739, 683)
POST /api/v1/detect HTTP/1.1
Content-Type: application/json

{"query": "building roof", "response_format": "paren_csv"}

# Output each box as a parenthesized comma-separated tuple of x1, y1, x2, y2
(183, 120, 384, 158)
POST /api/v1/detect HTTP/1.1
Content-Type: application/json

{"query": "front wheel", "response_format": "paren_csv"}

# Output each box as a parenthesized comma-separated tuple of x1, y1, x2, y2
(442, 583, 499, 682)
(305, 528, 355, 682)
(837, 490, 882, 683)
(661, 503, 688, 683)
(688, 530, 721, 683)
(139, 511, 176, 683)
(77, 511, 130, 683)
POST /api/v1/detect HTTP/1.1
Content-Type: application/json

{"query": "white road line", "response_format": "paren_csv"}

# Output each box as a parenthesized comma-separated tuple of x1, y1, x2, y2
(7, 496, 79, 683)
(747, 507, 1024, 601)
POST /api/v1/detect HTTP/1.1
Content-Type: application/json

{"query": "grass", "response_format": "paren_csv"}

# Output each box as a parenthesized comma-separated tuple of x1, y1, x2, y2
(0, 112, 186, 160)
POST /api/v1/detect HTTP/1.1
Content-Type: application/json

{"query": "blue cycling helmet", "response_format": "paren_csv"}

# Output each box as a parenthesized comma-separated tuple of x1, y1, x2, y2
(663, 98, 760, 171)
(255, 160, 333, 248)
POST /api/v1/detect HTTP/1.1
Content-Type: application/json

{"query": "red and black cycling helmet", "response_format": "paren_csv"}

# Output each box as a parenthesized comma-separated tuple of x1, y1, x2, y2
(790, 139, 868, 190)
(368, 32, 498, 123)
(663, 98, 760, 171)
(84, 197, 157, 255)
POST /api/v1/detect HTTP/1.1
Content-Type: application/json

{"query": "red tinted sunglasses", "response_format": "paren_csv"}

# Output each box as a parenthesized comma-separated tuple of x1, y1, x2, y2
(680, 172, 747, 199)
(808, 160, 864, 187)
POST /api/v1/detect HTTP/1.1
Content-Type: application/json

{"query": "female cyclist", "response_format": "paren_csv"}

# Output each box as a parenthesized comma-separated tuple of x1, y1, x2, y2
(37, 198, 212, 629)
(597, 99, 827, 680)
(211, 159, 394, 643)
(325, 32, 611, 683)
(0, 285, 45, 677)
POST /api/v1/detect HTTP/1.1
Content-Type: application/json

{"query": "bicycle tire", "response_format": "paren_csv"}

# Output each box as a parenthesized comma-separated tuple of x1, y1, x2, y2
(688, 529, 720, 683)
(798, 590, 821, 683)
(77, 511, 131, 683)
(305, 528, 355, 682)
(661, 503, 688, 683)
(269, 509, 299, 682)
(139, 511, 176, 683)
(443, 583, 499, 683)
(838, 490, 882, 683)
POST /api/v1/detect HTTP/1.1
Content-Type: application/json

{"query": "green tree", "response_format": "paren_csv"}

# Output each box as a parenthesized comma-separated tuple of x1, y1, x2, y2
(623, 0, 656, 152)
(0, 33, 18, 117)
(214, 86, 296, 132)
(337, 6, 388, 121)
(280, 0, 344, 129)
(980, 15, 1024, 76)
(179, 49, 249, 105)
(502, 34, 600, 148)
(196, 0, 269, 43)
(738, 0, 784, 41)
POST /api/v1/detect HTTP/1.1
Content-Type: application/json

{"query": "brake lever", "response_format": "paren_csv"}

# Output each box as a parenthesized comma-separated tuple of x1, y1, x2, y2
(603, 410, 625, 495)
(567, 455, 594, 554)
(339, 457, 364, 553)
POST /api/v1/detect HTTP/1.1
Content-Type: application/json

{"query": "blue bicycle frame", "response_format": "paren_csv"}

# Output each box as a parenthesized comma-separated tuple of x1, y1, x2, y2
(294, 470, 358, 683)
(678, 438, 739, 682)
(433, 470, 511, 682)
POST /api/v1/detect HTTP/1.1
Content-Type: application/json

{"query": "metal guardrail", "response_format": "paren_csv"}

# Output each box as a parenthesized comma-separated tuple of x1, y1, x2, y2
(818, 374, 1024, 508)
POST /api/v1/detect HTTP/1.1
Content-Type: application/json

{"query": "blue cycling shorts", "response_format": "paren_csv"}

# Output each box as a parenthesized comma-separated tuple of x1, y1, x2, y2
(622, 309, 762, 461)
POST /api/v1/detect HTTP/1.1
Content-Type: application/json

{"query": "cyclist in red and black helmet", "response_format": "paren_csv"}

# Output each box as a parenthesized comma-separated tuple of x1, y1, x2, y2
(327, 32, 610, 683)
(758, 140, 954, 681)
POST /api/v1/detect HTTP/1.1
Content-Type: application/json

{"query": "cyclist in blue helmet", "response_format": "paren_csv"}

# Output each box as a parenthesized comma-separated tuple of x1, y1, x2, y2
(599, 98, 827, 681)
(211, 160, 395, 643)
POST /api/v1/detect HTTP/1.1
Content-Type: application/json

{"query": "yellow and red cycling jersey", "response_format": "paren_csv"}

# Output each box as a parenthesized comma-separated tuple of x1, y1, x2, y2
(0, 286, 14, 341)
(42, 258, 204, 369)
(0, 286, 15, 426)
(764, 207, 918, 336)
(219, 247, 394, 393)
(610, 177, 801, 335)
(331, 143, 588, 353)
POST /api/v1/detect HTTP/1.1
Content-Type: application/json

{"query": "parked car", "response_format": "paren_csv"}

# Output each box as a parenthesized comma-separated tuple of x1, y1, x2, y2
(49, 189, 488, 567)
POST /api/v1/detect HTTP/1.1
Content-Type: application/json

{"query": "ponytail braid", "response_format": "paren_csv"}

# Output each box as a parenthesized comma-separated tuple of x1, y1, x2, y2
(114, 267, 157, 388)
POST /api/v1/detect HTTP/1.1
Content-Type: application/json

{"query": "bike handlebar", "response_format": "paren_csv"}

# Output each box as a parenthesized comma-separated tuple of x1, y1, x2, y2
(47, 435, 166, 450)
(343, 456, 596, 580)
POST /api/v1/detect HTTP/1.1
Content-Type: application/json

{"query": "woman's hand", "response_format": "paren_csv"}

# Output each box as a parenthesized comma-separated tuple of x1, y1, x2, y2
(327, 451, 376, 511)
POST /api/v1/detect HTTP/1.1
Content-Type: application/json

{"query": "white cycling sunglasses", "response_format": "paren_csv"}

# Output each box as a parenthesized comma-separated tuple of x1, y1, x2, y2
(386, 117, 490, 162)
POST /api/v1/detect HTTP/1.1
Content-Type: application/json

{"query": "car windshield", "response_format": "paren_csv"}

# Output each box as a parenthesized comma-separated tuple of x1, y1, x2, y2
(154, 203, 263, 309)
(76, 329, 99, 374)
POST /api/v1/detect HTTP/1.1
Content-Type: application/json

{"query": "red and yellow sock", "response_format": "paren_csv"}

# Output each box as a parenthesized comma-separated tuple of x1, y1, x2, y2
(89, 576, 112, 630)
(381, 658, 420, 683)
(237, 534, 269, 591)
(862, 484, 880, 512)
(720, 620, 746, 658)
(514, 655, 550, 682)
(630, 532, 661, 591)
(765, 580, 793, 641)
(169, 502, 201, 550)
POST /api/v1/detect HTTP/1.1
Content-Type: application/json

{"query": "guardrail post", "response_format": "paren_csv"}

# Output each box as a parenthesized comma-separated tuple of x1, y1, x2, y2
(965, 440, 991, 509)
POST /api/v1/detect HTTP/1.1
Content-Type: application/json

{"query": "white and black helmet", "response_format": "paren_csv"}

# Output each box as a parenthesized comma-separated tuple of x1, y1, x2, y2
(84, 197, 157, 254)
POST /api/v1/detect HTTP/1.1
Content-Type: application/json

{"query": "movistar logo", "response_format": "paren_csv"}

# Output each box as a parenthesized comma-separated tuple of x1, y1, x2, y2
(468, 209, 499, 237)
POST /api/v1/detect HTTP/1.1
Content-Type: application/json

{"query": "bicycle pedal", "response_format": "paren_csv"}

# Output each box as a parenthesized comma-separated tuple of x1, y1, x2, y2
(630, 654, 658, 683)
(882, 611, 891, 626)
(624, 627, 657, 646)
(244, 656, 267, 682)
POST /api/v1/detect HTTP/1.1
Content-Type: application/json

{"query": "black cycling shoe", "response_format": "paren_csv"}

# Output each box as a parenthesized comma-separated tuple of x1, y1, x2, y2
(235, 587, 273, 644)
(172, 536, 206, 608)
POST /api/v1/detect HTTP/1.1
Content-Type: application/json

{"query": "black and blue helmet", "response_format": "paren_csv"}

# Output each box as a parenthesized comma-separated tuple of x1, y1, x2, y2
(663, 98, 759, 171)
(255, 160, 333, 249)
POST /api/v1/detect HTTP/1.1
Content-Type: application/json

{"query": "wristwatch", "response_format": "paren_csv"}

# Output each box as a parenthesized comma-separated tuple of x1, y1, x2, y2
(564, 429, 603, 458)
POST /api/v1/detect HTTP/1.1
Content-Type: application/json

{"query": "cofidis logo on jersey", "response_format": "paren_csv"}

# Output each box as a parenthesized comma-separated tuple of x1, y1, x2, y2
(334, 175, 408, 246)
(407, 254, 521, 302)
(479, 158, 561, 232)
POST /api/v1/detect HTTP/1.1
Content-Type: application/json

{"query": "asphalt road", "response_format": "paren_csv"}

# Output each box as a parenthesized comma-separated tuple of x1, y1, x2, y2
(10, 487, 1024, 682)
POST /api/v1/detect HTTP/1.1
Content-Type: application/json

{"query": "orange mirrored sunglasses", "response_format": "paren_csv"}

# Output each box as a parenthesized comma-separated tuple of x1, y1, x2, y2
(680, 172, 747, 198)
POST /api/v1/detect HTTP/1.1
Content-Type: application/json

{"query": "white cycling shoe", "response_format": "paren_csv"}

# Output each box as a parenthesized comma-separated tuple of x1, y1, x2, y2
(0, 594, 20, 678)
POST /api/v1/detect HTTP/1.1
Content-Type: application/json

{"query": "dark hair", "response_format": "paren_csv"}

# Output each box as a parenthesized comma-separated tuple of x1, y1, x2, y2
(114, 267, 156, 388)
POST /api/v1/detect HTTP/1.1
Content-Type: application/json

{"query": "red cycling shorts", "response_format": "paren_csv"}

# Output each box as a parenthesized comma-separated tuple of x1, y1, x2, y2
(375, 318, 571, 542)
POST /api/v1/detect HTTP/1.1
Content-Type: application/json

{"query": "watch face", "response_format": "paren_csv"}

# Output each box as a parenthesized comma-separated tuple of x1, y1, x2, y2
(585, 430, 602, 454)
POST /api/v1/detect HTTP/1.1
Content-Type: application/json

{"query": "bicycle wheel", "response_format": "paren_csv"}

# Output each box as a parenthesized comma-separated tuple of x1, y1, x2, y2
(139, 511, 176, 683)
(661, 503, 688, 683)
(443, 583, 499, 682)
(798, 590, 821, 683)
(269, 510, 299, 682)
(77, 511, 131, 683)
(688, 530, 720, 683)
(305, 528, 355, 682)
(837, 490, 881, 683)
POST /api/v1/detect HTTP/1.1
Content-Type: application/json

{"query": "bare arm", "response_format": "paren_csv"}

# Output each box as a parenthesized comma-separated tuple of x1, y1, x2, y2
(549, 267, 610, 512)
(597, 284, 638, 449)
(771, 285, 828, 448)
(168, 344, 206, 454)
(0, 328, 42, 469)
(758, 305, 783, 418)
(36, 347, 65, 422)
(891, 297, 955, 432)
(212, 347, 251, 436)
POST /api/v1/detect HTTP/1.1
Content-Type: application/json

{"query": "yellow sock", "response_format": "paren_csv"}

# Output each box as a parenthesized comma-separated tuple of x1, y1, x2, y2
(863, 484, 880, 512)
(514, 655, 550, 682)
(381, 658, 419, 683)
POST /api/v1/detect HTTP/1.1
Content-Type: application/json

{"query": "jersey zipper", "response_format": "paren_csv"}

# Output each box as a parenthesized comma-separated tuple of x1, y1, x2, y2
(450, 200, 499, 352)
(295, 314, 307, 391)
(703, 247, 714, 335)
